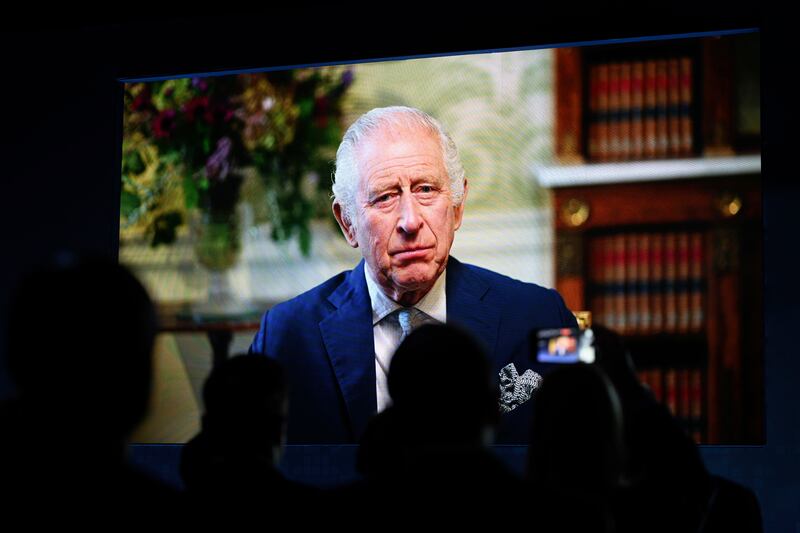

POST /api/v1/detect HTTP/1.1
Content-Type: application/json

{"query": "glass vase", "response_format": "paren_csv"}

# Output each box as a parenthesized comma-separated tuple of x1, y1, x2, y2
(189, 206, 258, 319)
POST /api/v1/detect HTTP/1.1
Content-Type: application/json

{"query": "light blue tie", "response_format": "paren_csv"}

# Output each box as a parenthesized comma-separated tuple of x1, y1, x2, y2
(376, 308, 416, 378)
(397, 307, 415, 344)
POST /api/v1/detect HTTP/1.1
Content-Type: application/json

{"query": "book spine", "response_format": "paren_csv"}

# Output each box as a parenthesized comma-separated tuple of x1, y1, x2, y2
(690, 368, 704, 443)
(680, 57, 694, 156)
(597, 64, 610, 162)
(665, 368, 678, 417)
(614, 234, 627, 334)
(690, 232, 704, 332)
(644, 60, 658, 159)
(626, 233, 639, 333)
(679, 368, 691, 433)
(638, 371, 651, 399)
(603, 235, 616, 331)
(619, 61, 632, 161)
(631, 61, 645, 160)
(638, 233, 651, 334)
(677, 232, 691, 333)
(589, 65, 600, 161)
(608, 62, 621, 161)
(664, 232, 678, 333)
(590, 236, 604, 328)
(656, 59, 669, 158)
(650, 368, 664, 403)
(668, 58, 682, 157)
(650, 233, 664, 332)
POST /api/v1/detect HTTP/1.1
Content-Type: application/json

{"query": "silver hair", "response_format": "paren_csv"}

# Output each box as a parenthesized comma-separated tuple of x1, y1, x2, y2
(332, 106, 466, 225)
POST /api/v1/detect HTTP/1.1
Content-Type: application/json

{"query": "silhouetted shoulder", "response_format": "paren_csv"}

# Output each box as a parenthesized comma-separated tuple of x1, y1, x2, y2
(702, 476, 763, 533)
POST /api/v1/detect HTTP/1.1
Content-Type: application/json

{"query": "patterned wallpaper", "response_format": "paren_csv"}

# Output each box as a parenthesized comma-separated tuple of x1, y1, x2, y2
(342, 49, 554, 210)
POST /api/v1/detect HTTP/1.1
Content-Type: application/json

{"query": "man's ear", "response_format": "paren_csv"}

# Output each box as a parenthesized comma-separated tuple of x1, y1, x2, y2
(453, 178, 468, 231)
(332, 201, 359, 248)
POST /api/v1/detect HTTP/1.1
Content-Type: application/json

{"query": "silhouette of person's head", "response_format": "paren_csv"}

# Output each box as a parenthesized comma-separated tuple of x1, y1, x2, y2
(586, 326, 715, 532)
(200, 353, 287, 458)
(591, 324, 641, 398)
(355, 405, 406, 482)
(388, 323, 498, 446)
(180, 354, 298, 507)
(6, 254, 156, 442)
(528, 363, 627, 499)
(591, 324, 708, 479)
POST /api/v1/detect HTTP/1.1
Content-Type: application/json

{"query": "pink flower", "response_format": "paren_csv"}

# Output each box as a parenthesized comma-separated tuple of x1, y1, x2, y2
(130, 88, 152, 112)
(314, 96, 329, 128)
(183, 96, 212, 124)
(152, 109, 177, 139)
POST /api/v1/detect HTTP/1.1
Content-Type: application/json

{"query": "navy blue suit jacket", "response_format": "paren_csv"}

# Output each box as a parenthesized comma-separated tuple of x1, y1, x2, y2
(249, 256, 577, 444)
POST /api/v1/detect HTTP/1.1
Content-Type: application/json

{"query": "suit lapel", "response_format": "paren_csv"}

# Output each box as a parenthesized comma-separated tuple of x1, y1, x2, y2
(446, 257, 501, 362)
(319, 259, 376, 441)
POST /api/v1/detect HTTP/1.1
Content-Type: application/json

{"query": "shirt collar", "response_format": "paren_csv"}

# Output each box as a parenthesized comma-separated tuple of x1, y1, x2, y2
(364, 263, 447, 326)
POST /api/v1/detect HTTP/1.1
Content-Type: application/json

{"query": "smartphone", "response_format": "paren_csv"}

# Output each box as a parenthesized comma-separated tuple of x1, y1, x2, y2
(531, 327, 596, 364)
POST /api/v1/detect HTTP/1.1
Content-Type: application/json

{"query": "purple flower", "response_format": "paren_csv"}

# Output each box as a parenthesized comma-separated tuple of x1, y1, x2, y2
(206, 137, 233, 181)
(152, 109, 177, 139)
(191, 77, 208, 91)
(341, 68, 354, 88)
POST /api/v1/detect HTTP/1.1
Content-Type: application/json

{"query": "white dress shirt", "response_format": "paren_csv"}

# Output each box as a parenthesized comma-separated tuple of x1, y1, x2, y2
(364, 264, 447, 413)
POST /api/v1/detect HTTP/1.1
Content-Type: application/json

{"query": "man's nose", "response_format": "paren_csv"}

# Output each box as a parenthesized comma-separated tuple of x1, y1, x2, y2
(397, 193, 423, 235)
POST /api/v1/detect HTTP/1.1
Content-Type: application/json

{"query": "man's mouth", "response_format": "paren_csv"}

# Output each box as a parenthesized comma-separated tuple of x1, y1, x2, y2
(391, 247, 433, 260)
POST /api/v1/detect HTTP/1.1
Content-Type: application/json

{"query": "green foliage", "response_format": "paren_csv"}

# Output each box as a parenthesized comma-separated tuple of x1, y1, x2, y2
(149, 211, 183, 247)
(120, 187, 141, 218)
(122, 151, 145, 175)
(182, 174, 199, 210)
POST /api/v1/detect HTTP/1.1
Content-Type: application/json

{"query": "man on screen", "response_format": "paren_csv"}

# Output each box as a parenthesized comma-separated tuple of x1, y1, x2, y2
(250, 106, 576, 443)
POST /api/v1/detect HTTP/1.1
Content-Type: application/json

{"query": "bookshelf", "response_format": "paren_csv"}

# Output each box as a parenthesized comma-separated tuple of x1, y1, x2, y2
(545, 34, 762, 444)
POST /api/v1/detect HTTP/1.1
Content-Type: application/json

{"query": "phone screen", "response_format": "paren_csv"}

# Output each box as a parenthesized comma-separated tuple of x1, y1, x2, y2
(533, 327, 596, 364)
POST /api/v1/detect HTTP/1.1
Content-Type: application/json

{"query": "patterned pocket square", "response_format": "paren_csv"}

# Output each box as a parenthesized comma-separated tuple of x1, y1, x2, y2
(498, 363, 543, 413)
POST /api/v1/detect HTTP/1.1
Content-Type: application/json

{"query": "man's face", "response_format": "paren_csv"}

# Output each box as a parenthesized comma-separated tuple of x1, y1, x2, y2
(334, 125, 466, 303)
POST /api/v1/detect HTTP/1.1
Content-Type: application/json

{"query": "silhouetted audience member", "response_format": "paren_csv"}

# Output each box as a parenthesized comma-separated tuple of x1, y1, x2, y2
(180, 353, 318, 514)
(698, 475, 764, 533)
(355, 404, 407, 484)
(0, 254, 177, 524)
(353, 324, 525, 525)
(527, 363, 627, 532)
(591, 325, 763, 533)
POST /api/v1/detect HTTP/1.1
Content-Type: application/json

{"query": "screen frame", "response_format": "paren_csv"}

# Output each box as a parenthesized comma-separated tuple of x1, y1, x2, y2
(7, 13, 788, 527)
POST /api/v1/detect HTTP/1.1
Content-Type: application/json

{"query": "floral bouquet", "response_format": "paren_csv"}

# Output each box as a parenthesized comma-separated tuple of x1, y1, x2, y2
(121, 67, 354, 256)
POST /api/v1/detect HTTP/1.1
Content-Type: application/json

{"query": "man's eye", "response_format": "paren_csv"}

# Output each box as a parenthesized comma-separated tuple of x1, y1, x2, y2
(375, 193, 392, 204)
(417, 186, 434, 194)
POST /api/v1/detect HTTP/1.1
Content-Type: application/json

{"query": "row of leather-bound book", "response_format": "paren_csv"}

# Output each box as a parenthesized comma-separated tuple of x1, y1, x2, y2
(588, 57, 694, 161)
(589, 231, 705, 335)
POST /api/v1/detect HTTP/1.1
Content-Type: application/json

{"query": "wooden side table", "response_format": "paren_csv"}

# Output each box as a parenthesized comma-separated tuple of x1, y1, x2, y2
(157, 300, 275, 368)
